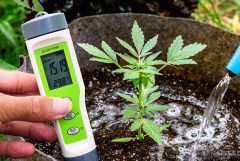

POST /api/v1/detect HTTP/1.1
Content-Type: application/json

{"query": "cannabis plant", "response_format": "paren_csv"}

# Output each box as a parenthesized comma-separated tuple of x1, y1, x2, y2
(78, 21, 206, 144)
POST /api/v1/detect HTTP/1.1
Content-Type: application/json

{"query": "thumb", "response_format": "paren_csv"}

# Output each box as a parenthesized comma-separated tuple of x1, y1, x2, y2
(0, 93, 72, 123)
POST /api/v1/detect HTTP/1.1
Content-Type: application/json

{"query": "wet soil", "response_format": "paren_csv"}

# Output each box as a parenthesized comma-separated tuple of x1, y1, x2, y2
(27, 67, 240, 161)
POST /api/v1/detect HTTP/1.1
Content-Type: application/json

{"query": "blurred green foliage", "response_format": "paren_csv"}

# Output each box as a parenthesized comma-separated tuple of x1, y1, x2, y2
(0, 1, 26, 70)
(0, 157, 5, 161)
(0, 134, 5, 161)
(193, 0, 240, 34)
(14, 0, 44, 12)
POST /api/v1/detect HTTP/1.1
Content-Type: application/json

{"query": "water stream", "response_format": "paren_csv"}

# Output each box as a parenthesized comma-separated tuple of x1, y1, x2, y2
(189, 73, 232, 161)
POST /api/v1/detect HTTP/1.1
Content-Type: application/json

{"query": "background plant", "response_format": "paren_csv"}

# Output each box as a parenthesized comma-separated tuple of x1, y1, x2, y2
(14, 0, 44, 12)
(0, 0, 43, 70)
(78, 21, 206, 144)
(0, 134, 5, 161)
(193, 0, 240, 34)
(0, 1, 25, 70)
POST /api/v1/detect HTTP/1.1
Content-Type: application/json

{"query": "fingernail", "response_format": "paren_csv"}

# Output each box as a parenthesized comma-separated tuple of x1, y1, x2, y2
(52, 98, 72, 115)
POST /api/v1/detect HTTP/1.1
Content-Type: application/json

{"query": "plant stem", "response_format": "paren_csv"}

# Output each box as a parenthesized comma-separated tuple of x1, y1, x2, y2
(138, 72, 143, 141)
(138, 127, 142, 141)
(139, 73, 143, 111)
(158, 63, 168, 72)
(114, 62, 123, 69)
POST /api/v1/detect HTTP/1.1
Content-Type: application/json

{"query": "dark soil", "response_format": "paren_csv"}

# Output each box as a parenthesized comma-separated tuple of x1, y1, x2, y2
(28, 0, 198, 22)
(27, 66, 240, 161)
(95, 122, 162, 161)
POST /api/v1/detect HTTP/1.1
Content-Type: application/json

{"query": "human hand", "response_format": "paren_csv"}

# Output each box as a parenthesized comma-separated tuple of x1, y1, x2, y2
(0, 70, 72, 158)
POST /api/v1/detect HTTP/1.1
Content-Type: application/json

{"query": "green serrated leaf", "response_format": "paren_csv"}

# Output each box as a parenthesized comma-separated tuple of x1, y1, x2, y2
(171, 59, 197, 65)
(148, 60, 167, 66)
(33, 0, 44, 12)
(132, 21, 144, 54)
(133, 78, 140, 88)
(141, 52, 153, 57)
(142, 119, 162, 144)
(141, 35, 158, 56)
(145, 65, 158, 70)
(78, 43, 110, 60)
(142, 76, 151, 89)
(123, 71, 139, 80)
(147, 92, 161, 105)
(117, 53, 138, 65)
(144, 85, 159, 98)
(101, 41, 118, 63)
(113, 68, 132, 73)
(130, 119, 143, 131)
(174, 43, 206, 60)
(118, 93, 135, 104)
(139, 68, 159, 75)
(143, 119, 160, 132)
(0, 59, 17, 70)
(145, 111, 155, 118)
(116, 37, 138, 57)
(132, 94, 139, 104)
(112, 137, 134, 142)
(159, 124, 170, 132)
(141, 56, 146, 63)
(167, 35, 184, 61)
(145, 82, 155, 89)
(145, 51, 162, 63)
(142, 88, 149, 103)
(124, 65, 135, 69)
(146, 104, 169, 111)
(90, 57, 112, 63)
(14, 0, 30, 8)
(136, 111, 142, 119)
(123, 107, 138, 119)
(149, 75, 155, 85)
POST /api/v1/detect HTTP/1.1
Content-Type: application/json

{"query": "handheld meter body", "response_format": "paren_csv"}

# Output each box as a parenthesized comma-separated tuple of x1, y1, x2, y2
(21, 12, 98, 161)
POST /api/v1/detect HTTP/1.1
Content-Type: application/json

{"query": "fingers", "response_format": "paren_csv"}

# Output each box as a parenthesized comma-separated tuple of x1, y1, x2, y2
(0, 141, 35, 158)
(0, 70, 38, 94)
(0, 121, 57, 141)
(0, 93, 72, 123)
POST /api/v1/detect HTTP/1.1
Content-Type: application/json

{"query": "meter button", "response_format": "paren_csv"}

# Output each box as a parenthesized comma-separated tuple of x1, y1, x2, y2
(67, 127, 80, 135)
(64, 112, 75, 120)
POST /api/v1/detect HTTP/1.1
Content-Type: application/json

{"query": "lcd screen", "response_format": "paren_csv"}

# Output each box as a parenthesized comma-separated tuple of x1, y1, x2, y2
(41, 50, 73, 90)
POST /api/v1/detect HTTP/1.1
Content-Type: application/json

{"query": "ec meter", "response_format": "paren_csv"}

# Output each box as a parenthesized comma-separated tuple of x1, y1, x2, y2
(21, 12, 98, 161)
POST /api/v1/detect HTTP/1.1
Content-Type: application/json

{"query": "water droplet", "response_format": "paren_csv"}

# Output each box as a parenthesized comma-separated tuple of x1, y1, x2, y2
(215, 113, 221, 118)
(191, 133, 198, 138)
(193, 115, 202, 121)
(201, 132, 207, 137)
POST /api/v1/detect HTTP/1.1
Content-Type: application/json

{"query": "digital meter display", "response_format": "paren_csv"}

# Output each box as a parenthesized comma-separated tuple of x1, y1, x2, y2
(41, 50, 73, 90)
